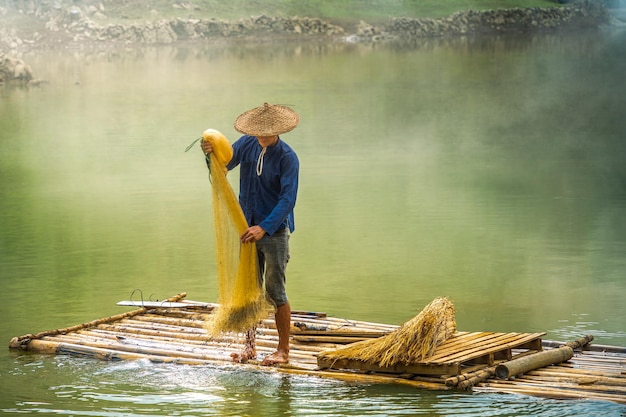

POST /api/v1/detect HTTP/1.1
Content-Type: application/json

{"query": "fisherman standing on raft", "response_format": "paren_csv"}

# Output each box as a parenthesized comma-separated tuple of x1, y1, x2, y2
(202, 103, 300, 366)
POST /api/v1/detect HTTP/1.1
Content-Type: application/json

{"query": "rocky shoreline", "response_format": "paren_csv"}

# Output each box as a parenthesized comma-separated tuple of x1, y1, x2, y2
(0, 0, 615, 84)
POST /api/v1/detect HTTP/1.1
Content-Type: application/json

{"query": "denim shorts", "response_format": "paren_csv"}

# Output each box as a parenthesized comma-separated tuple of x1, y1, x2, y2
(255, 228, 290, 307)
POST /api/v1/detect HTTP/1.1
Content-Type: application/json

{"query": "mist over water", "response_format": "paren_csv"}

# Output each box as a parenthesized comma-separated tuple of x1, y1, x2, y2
(1, 29, 625, 415)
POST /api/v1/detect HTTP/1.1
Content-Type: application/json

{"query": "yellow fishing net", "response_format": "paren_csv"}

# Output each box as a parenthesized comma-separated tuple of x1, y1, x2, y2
(201, 129, 268, 335)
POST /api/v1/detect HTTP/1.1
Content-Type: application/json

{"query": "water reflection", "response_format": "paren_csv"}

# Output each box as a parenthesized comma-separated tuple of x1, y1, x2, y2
(3, 355, 625, 416)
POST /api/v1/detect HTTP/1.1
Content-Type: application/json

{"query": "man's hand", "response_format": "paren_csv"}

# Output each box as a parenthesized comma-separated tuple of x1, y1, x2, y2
(201, 140, 213, 155)
(241, 226, 266, 243)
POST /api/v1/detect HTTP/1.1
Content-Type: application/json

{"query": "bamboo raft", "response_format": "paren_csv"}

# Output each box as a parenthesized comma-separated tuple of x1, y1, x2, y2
(8, 293, 626, 405)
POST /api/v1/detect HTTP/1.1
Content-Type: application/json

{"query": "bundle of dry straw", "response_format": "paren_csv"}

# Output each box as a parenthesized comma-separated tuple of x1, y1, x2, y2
(318, 297, 456, 367)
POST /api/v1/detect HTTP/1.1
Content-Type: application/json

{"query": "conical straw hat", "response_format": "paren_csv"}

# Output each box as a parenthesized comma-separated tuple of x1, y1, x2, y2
(234, 103, 299, 136)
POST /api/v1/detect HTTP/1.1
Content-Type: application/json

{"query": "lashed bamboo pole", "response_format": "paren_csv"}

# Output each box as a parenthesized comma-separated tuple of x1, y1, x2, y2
(495, 374, 626, 391)
(475, 382, 626, 404)
(486, 335, 593, 381)
(527, 368, 625, 380)
(34, 331, 319, 365)
(87, 326, 237, 347)
(514, 375, 626, 394)
(116, 332, 316, 362)
(273, 367, 451, 391)
(445, 366, 497, 389)
(292, 330, 389, 338)
(484, 376, 626, 399)
(8, 293, 188, 350)
(290, 316, 398, 332)
(138, 312, 390, 339)
(150, 309, 214, 320)
(28, 332, 626, 403)
(125, 317, 350, 360)
(320, 317, 399, 330)
(132, 314, 208, 328)
(78, 330, 239, 352)
(26, 338, 226, 364)
(580, 343, 626, 354)
(99, 317, 382, 352)
(76, 326, 324, 363)
(119, 320, 207, 336)
(293, 335, 377, 344)
(37, 335, 233, 362)
(445, 336, 596, 389)
(99, 322, 207, 339)
(30, 336, 450, 390)
(103, 320, 334, 363)
(564, 334, 594, 350)
(495, 346, 574, 379)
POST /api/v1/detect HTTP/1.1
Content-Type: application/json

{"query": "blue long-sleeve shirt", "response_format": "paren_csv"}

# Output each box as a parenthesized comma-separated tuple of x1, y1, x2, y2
(226, 135, 299, 235)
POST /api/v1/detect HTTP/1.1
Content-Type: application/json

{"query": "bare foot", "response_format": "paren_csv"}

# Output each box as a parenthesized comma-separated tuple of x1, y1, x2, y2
(261, 350, 289, 366)
(230, 344, 256, 363)
(231, 328, 256, 363)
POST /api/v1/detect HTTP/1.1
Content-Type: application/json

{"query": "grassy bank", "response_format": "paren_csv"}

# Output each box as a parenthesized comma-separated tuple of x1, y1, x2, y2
(77, 0, 563, 24)
(0, 0, 570, 50)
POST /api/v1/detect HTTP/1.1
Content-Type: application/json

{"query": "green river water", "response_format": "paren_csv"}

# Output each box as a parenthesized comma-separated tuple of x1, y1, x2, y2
(1, 28, 625, 415)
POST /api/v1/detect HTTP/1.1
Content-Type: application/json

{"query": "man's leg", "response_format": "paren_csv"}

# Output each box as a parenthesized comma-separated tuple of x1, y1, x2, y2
(231, 327, 256, 363)
(262, 302, 290, 365)
(256, 229, 291, 366)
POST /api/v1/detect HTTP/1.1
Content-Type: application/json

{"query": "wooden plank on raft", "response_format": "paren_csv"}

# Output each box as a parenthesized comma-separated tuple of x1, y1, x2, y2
(426, 332, 511, 361)
(316, 357, 463, 376)
(318, 332, 546, 376)
(427, 332, 545, 366)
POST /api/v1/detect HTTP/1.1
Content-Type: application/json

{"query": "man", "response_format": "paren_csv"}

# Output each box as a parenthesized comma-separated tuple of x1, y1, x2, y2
(201, 103, 299, 366)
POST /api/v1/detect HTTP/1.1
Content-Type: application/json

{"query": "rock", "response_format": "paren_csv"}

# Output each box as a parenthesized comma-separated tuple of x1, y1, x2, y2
(383, 0, 610, 38)
(0, 53, 34, 83)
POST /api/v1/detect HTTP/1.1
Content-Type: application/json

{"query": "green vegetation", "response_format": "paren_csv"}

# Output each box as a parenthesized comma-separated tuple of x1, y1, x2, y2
(0, 0, 567, 38)
(103, 0, 562, 24)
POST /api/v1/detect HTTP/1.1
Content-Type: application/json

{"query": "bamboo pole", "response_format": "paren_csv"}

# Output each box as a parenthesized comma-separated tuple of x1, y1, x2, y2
(150, 309, 213, 320)
(495, 346, 574, 379)
(481, 377, 626, 402)
(292, 330, 389, 338)
(475, 382, 626, 404)
(299, 316, 398, 332)
(447, 337, 600, 389)
(97, 318, 354, 357)
(514, 375, 626, 393)
(26, 336, 626, 404)
(8, 293, 188, 350)
(582, 343, 626, 354)
(30, 337, 449, 390)
(445, 366, 497, 389)
(133, 314, 207, 328)
(293, 335, 377, 344)
(70, 328, 323, 364)
(33, 331, 319, 365)
(270, 366, 450, 391)
(26, 338, 227, 365)
(524, 367, 625, 380)
(565, 334, 594, 350)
